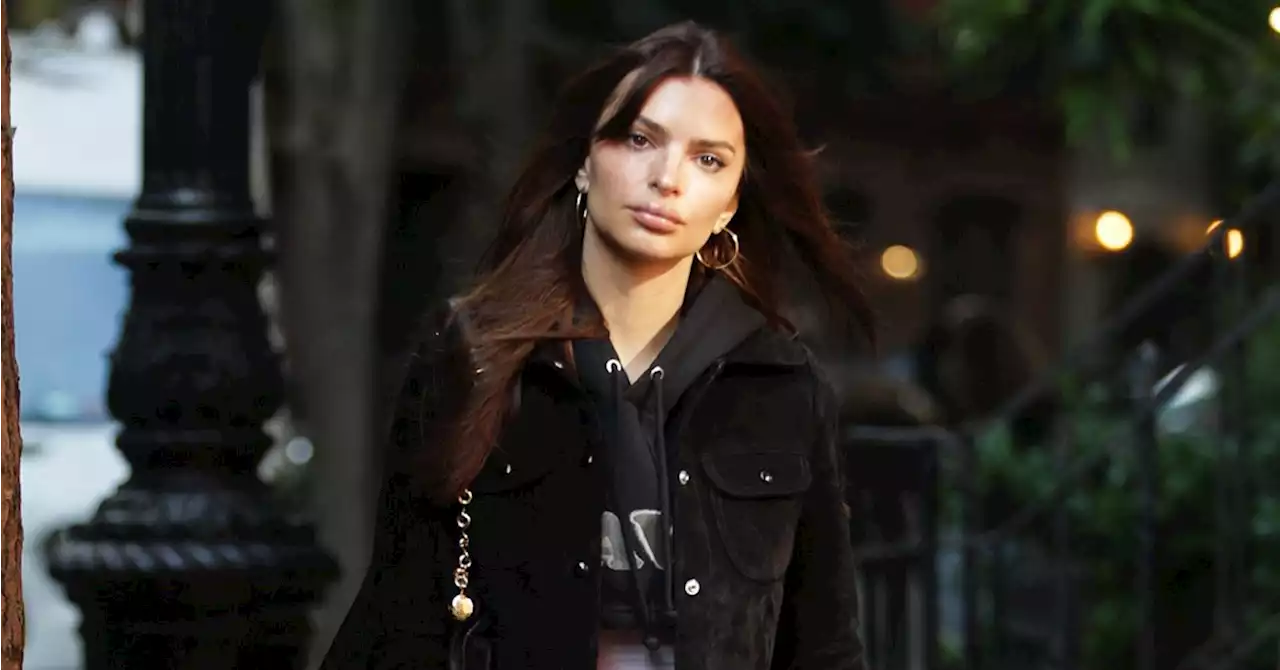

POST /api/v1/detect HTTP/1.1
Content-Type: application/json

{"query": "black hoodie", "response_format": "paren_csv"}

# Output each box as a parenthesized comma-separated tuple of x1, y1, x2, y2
(573, 274, 768, 658)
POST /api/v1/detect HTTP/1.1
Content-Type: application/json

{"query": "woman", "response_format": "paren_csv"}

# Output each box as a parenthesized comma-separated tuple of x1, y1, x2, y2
(321, 21, 870, 670)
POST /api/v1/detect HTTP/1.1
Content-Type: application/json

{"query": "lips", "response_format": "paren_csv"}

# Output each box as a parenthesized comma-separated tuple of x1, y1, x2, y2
(628, 205, 683, 234)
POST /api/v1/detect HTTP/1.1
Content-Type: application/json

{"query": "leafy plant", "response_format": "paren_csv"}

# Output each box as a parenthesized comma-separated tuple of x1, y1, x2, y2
(933, 0, 1280, 175)
(950, 314, 1280, 669)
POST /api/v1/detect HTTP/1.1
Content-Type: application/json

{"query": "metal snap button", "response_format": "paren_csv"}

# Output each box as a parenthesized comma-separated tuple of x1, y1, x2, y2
(684, 579, 700, 596)
(759, 470, 774, 484)
(677, 470, 690, 486)
(504, 464, 513, 475)
(574, 561, 590, 577)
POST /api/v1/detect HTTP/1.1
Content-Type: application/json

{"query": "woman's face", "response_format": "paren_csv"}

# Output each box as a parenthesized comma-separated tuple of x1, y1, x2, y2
(576, 76, 746, 268)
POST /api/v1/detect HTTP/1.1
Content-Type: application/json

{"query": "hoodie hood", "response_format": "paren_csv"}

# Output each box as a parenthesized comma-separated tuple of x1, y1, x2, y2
(644, 274, 768, 407)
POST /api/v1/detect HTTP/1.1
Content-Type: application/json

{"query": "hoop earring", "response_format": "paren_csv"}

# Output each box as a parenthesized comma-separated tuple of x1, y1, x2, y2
(575, 191, 587, 223)
(696, 228, 740, 270)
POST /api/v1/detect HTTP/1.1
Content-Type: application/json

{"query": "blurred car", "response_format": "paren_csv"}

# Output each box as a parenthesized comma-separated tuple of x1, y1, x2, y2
(13, 192, 130, 423)
(14, 191, 133, 670)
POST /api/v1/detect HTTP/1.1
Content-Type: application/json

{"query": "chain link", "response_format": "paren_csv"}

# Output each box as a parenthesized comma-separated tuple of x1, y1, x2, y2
(449, 488, 476, 621)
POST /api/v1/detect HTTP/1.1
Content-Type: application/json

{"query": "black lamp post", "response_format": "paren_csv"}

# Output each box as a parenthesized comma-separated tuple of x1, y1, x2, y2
(44, 1, 339, 668)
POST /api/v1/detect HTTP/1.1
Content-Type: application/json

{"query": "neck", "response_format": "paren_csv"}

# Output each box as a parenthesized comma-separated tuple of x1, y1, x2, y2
(581, 224, 693, 377)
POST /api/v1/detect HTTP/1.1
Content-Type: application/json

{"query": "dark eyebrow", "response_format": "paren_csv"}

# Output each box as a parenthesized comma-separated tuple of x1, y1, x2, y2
(635, 115, 738, 156)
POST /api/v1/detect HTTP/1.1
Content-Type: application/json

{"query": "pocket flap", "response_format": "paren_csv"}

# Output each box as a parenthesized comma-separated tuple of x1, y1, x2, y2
(700, 452, 812, 498)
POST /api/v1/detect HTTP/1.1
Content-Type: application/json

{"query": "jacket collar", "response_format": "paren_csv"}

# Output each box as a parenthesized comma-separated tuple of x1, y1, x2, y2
(526, 323, 807, 378)
(722, 326, 808, 368)
(524, 273, 811, 381)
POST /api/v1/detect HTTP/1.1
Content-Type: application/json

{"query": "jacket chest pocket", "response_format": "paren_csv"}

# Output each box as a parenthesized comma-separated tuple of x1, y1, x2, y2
(700, 450, 812, 582)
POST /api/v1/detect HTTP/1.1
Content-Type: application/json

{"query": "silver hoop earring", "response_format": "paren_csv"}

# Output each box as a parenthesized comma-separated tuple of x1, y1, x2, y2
(696, 228, 740, 270)
(575, 191, 587, 223)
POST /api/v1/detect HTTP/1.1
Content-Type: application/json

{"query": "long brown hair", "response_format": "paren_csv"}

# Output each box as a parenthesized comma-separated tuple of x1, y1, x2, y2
(426, 21, 873, 502)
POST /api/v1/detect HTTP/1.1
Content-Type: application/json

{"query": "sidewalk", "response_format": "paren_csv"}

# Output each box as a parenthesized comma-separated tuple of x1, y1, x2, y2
(19, 423, 127, 670)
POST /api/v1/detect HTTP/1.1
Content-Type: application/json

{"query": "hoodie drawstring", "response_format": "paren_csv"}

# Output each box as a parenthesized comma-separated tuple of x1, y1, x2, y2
(650, 366, 677, 634)
(605, 358, 673, 654)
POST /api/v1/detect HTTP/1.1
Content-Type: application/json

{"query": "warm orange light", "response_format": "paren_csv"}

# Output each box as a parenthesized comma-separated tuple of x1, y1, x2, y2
(1207, 219, 1244, 259)
(880, 245, 921, 280)
(1094, 211, 1133, 251)
(1227, 230, 1244, 258)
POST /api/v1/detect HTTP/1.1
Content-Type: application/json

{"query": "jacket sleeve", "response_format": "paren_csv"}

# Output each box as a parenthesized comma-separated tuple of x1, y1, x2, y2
(771, 372, 866, 670)
(319, 316, 460, 670)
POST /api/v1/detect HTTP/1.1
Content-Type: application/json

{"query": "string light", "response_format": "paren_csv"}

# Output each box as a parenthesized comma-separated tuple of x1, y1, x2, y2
(1094, 211, 1133, 251)
(880, 245, 921, 280)
(1207, 220, 1244, 259)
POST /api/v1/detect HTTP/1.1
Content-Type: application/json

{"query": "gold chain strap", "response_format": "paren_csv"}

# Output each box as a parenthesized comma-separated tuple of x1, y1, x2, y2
(449, 488, 476, 620)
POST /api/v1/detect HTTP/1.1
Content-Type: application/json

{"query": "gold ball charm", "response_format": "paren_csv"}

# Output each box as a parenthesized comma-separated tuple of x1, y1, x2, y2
(450, 594, 475, 621)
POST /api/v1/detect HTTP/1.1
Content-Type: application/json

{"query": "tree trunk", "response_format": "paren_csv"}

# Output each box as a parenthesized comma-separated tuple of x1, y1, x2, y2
(1, 1, 24, 667)
(441, 0, 540, 274)
(265, 1, 412, 665)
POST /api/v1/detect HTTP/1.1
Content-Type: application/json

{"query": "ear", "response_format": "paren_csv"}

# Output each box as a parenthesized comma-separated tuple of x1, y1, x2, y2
(714, 194, 739, 234)
(574, 158, 591, 193)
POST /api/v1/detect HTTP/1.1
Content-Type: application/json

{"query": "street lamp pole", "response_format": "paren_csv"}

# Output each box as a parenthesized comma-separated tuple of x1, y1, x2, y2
(44, 2, 338, 668)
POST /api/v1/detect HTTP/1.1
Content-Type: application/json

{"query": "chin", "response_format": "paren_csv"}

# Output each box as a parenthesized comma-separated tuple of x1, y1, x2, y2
(622, 229, 696, 261)
(599, 225, 692, 267)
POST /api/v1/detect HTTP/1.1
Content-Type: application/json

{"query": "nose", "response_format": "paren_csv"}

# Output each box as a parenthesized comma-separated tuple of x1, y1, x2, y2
(649, 147, 682, 196)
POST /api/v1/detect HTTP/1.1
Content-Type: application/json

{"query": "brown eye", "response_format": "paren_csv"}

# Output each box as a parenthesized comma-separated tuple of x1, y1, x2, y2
(628, 133, 651, 149)
(698, 154, 725, 169)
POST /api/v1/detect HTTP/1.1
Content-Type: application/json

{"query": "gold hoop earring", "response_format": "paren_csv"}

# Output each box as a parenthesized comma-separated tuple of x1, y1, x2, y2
(575, 191, 587, 223)
(696, 228, 740, 270)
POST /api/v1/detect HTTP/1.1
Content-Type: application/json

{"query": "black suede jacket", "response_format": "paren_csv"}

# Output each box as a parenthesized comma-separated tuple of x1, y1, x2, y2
(320, 303, 866, 670)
